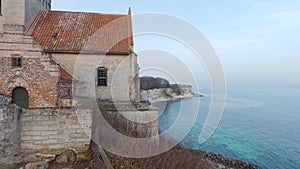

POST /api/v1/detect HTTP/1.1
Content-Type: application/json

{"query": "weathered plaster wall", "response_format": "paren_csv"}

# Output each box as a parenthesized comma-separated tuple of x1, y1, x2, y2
(53, 53, 138, 102)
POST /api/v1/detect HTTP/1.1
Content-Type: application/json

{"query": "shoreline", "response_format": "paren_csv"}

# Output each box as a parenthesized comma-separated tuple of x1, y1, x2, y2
(108, 143, 261, 169)
(186, 147, 261, 169)
(149, 93, 203, 103)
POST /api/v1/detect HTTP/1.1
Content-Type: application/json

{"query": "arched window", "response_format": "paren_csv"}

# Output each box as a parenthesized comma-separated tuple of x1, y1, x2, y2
(97, 67, 107, 86)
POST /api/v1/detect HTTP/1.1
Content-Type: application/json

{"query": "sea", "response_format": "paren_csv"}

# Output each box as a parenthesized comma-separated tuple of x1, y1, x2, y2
(156, 87, 300, 169)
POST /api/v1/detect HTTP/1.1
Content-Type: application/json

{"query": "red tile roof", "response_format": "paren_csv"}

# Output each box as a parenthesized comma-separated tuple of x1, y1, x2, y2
(26, 10, 133, 54)
(60, 66, 74, 80)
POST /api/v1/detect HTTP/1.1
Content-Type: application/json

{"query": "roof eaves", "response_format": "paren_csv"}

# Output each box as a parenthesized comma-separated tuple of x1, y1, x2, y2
(44, 50, 130, 56)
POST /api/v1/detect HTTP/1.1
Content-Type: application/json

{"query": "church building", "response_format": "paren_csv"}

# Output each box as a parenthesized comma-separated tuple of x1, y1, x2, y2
(0, 0, 138, 109)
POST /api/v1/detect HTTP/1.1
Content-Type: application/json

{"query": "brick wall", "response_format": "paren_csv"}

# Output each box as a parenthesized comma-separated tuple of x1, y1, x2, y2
(0, 25, 61, 108)
(0, 57, 59, 108)
(19, 107, 92, 153)
(0, 0, 55, 107)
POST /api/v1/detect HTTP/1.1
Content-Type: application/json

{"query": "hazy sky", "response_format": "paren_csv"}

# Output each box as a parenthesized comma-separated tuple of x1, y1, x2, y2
(52, 0, 300, 88)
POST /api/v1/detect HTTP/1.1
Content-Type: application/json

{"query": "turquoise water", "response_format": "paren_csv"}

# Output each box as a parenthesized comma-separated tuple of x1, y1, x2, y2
(157, 87, 300, 169)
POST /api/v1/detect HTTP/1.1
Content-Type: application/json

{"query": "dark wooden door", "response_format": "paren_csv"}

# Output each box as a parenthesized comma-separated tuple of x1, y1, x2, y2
(12, 87, 29, 109)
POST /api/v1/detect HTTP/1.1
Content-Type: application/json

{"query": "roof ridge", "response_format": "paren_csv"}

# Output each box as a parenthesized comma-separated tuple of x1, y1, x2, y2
(49, 10, 128, 16)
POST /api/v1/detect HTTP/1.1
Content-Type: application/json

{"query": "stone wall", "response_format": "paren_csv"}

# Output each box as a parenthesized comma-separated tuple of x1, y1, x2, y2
(0, 102, 159, 164)
(0, 105, 21, 164)
(0, 0, 25, 30)
(0, 0, 51, 32)
(19, 107, 92, 153)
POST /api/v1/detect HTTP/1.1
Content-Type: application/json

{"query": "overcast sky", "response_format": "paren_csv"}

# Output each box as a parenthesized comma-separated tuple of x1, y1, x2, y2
(52, 0, 300, 88)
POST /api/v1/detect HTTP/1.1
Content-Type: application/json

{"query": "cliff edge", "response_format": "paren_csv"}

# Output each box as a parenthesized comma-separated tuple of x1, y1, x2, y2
(139, 76, 201, 102)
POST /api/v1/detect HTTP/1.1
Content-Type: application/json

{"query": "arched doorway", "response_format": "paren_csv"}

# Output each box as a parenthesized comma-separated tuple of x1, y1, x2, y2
(12, 87, 29, 109)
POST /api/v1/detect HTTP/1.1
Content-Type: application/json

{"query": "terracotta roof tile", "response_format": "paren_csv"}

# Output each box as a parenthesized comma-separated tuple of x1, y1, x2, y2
(26, 11, 133, 54)
(52, 59, 74, 80)
(60, 66, 74, 80)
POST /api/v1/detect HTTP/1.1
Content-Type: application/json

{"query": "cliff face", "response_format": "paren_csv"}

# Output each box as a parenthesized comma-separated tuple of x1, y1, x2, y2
(139, 76, 200, 102)
(140, 76, 171, 90)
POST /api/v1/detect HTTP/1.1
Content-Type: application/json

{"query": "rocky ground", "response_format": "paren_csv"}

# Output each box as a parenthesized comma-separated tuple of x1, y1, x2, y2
(0, 148, 91, 169)
(0, 145, 261, 169)
(108, 145, 261, 169)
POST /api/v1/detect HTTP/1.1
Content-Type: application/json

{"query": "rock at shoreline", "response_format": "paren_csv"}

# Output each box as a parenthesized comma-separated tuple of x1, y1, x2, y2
(23, 154, 56, 163)
(202, 151, 261, 169)
(56, 149, 77, 164)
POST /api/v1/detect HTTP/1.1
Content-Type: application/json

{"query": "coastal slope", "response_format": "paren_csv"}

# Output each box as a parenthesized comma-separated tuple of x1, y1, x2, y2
(139, 76, 201, 102)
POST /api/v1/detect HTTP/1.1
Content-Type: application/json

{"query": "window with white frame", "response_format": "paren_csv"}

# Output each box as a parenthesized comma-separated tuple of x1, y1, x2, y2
(97, 67, 107, 86)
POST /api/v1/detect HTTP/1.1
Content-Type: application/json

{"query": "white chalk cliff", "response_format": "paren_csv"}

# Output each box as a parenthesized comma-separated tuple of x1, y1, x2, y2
(140, 85, 201, 103)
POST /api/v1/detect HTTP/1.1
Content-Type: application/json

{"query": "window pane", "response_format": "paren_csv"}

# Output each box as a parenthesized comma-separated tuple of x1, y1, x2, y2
(97, 67, 107, 86)
(12, 57, 22, 68)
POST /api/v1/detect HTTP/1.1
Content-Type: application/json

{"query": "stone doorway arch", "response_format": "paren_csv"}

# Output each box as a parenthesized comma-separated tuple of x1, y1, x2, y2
(12, 87, 29, 109)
